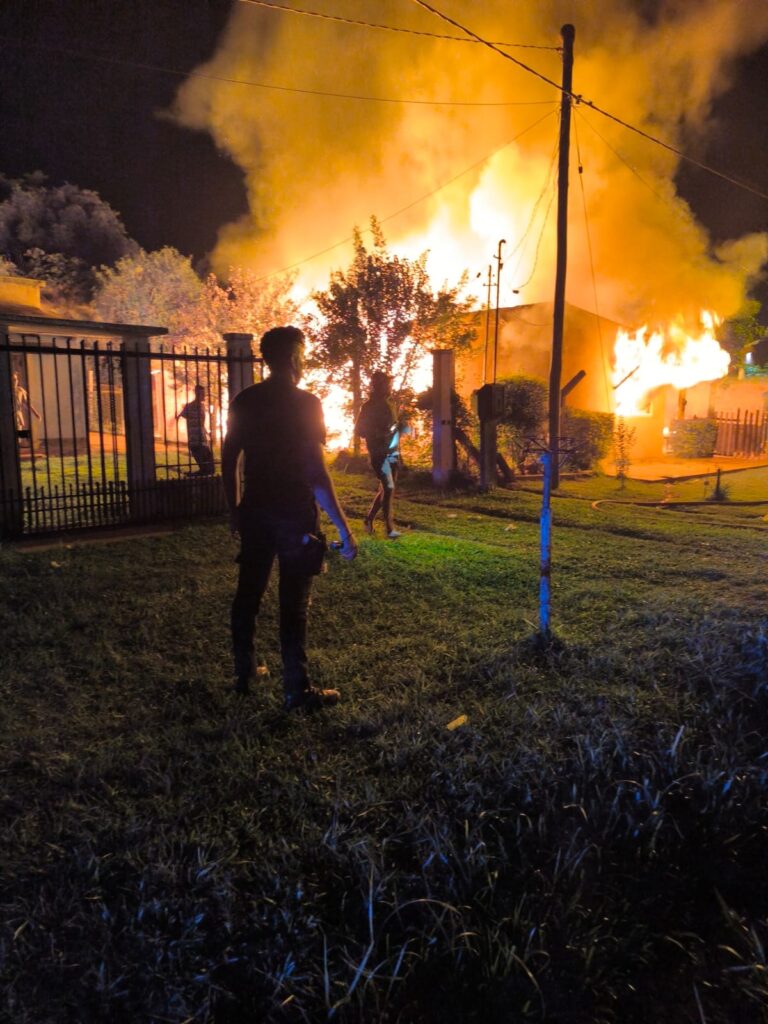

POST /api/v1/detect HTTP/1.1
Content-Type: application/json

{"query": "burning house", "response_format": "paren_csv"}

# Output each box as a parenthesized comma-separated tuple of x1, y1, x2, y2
(458, 300, 768, 462)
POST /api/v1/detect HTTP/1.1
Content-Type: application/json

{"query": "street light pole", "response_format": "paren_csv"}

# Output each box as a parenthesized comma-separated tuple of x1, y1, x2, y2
(483, 264, 493, 384)
(492, 239, 506, 383)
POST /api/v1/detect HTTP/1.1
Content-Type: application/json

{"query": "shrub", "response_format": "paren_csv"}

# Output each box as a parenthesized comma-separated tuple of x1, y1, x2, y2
(562, 408, 615, 470)
(496, 375, 548, 472)
(669, 417, 717, 458)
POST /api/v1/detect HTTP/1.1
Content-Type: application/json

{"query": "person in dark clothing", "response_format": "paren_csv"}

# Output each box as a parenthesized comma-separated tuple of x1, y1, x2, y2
(222, 326, 357, 710)
(354, 371, 402, 539)
(177, 384, 215, 476)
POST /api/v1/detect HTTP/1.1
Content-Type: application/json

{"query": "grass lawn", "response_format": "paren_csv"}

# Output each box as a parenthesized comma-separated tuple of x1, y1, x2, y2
(2, 472, 768, 1022)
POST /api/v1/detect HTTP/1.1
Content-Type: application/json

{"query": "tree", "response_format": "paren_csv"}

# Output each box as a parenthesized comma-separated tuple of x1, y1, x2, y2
(0, 173, 138, 304)
(93, 247, 203, 342)
(198, 266, 300, 344)
(311, 218, 476, 450)
(717, 301, 766, 369)
(94, 249, 299, 349)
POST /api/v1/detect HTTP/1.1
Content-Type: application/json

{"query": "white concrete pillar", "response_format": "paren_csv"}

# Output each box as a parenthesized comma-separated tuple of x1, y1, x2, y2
(432, 348, 455, 487)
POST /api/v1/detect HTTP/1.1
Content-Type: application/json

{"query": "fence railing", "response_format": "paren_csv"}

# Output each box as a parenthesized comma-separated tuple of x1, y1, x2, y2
(714, 409, 768, 457)
(0, 321, 259, 538)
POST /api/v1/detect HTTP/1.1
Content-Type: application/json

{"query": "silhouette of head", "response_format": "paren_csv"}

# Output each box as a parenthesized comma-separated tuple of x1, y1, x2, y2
(370, 371, 391, 398)
(261, 326, 305, 382)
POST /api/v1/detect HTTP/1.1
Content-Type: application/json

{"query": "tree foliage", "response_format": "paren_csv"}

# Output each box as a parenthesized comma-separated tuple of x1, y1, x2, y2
(198, 266, 300, 344)
(94, 247, 298, 348)
(0, 173, 138, 303)
(310, 218, 476, 433)
(93, 247, 203, 342)
(717, 300, 766, 368)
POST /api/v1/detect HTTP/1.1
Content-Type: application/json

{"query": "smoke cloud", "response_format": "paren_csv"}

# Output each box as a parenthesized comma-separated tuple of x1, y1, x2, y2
(172, 0, 768, 326)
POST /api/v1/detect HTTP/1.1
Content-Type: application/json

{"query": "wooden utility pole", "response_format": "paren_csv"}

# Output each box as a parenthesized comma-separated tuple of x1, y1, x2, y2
(548, 24, 575, 490)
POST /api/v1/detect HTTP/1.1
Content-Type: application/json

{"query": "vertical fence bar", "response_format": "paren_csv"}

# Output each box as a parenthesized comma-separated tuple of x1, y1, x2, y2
(0, 325, 23, 537)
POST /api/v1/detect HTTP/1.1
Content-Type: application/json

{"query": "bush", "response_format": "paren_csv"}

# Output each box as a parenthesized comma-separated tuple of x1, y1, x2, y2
(669, 417, 717, 458)
(562, 409, 615, 470)
(496, 375, 548, 472)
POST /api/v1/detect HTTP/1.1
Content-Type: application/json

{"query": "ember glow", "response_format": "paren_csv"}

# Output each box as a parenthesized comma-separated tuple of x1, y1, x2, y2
(612, 311, 730, 417)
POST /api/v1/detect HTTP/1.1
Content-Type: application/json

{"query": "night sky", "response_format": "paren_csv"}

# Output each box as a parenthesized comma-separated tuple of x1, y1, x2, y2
(1, 0, 767, 285)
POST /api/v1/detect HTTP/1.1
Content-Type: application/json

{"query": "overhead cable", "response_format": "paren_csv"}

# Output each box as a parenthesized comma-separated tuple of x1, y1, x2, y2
(237, 0, 561, 49)
(0, 35, 554, 108)
(572, 114, 612, 409)
(410, 0, 768, 204)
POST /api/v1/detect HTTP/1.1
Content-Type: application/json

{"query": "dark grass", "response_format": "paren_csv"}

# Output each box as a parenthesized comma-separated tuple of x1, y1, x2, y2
(2, 474, 768, 1023)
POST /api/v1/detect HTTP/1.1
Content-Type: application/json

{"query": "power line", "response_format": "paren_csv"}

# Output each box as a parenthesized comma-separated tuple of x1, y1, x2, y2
(410, 0, 768, 204)
(572, 114, 612, 409)
(237, 0, 561, 50)
(574, 107, 676, 213)
(0, 35, 552, 108)
(258, 108, 559, 281)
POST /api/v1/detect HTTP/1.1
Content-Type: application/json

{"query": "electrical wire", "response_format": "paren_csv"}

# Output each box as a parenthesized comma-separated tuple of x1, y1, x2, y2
(575, 107, 764, 286)
(410, 0, 768, 204)
(257, 107, 558, 280)
(237, 0, 562, 49)
(0, 35, 552, 108)
(505, 137, 559, 285)
(508, 183, 556, 294)
(573, 114, 612, 409)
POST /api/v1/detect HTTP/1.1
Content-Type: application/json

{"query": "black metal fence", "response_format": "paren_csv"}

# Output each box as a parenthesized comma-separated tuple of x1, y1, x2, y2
(1, 325, 259, 538)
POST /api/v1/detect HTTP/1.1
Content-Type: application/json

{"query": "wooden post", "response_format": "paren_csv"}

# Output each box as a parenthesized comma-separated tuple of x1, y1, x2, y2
(548, 24, 575, 491)
(121, 335, 156, 522)
(432, 349, 455, 486)
(0, 326, 23, 538)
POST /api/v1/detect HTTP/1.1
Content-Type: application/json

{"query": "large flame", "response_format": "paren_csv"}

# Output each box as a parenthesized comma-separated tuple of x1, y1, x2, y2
(172, 2, 768, 326)
(612, 311, 730, 416)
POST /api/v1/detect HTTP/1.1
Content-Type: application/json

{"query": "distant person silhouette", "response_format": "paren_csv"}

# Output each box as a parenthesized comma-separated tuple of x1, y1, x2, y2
(12, 371, 41, 431)
(354, 371, 403, 539)
(177, 384, 214, 476)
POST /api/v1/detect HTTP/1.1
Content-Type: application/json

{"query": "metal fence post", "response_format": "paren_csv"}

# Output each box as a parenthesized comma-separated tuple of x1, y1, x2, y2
(432, 348, 455, 487)
(121, 335, 156, 522)
(224, 333, 255, 401)
(0, 326, 23, 537)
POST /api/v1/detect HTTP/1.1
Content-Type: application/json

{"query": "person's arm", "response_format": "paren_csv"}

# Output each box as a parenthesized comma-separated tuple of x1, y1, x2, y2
(305, 442, 357, 560)
(221, 405, 243, 537)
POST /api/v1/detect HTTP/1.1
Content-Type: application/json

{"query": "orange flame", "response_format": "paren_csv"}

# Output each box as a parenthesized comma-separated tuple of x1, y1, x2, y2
(612, 311, 730, 417)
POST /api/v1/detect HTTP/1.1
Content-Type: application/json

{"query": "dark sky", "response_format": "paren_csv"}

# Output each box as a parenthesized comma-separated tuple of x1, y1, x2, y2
(1, 0, 767, 289)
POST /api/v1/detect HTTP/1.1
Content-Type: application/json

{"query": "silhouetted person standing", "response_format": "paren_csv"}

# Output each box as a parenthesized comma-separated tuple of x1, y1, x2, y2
(354, 371, 402, 539)
(177, 384, 214, 476)
(222, 326, 357, 710)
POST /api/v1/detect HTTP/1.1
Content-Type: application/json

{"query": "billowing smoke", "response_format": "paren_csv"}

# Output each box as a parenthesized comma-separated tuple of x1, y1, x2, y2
(172, 0, 768, 326)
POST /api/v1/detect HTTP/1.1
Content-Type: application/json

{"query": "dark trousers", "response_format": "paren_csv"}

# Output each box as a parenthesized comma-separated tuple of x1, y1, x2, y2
(189, 443, 215, 476)
(231, 510, 315, 695)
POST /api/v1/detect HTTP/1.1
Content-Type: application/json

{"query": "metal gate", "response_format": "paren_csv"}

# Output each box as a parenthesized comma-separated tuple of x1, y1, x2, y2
(0, 316, 258, 538)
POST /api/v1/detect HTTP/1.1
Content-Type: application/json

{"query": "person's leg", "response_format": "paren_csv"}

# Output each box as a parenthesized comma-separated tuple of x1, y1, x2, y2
(365, 448, 387, 531)
(365, 483, 384, 531)
(199, 445, 215, 476)
(188, 444, 203, 475)
(276, 561, 314, 699)
(381, 458, 399, 535)
(231, 523, 275, 692)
